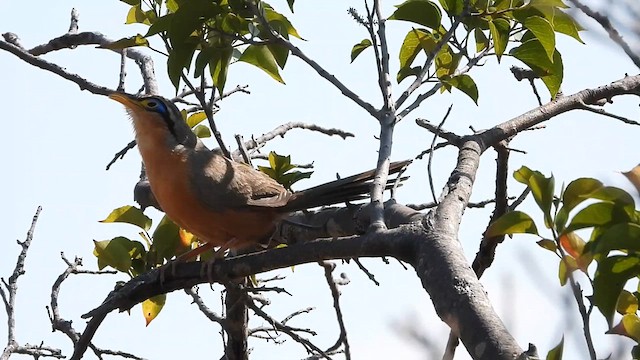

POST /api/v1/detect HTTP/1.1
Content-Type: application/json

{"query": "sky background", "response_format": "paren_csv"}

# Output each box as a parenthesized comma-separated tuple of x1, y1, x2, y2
(1, 0, 639, 359)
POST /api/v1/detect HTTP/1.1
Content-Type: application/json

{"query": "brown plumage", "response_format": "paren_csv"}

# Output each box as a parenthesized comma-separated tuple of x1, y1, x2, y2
(110, 93, 410, 252)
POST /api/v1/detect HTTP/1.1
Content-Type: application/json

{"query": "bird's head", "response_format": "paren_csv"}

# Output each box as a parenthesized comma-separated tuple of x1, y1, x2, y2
(109, 92, 197, 148)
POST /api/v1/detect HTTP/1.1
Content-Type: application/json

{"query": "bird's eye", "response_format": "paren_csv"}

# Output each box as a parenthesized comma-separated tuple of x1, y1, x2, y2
(146, 101, 158, 108)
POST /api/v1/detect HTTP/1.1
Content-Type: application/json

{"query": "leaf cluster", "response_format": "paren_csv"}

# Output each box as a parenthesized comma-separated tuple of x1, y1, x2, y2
(110, 0, 301, 93)
(350, 0, 583, 101)
(94, 205, 200, 324)
(257, 151, 313, 190)
(487, 166, 640, 358)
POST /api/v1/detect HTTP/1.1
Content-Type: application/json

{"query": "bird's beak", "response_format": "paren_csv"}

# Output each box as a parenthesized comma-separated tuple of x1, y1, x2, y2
(109, 92, 141, 109)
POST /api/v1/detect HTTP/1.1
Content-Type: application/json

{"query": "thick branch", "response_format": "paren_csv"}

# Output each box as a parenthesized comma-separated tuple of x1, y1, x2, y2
(417, 139, 522, 360)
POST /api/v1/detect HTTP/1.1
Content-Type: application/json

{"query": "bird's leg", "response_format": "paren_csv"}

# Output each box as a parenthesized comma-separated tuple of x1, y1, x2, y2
(177, 242, 217, 261)
(159, 242, 217, 286)
(201, 238, 240, 283)
(280, 218, 321, 230)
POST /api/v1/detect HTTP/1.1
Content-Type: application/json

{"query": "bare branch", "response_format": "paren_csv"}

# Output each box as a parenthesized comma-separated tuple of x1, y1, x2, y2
(185, 287, 225, 324)
(568, 0, 640, 69)
(231, 122, 354, 160)
(106, 140, 137, 171)
(248, 301, 329, 359)
(1, 29, 159, 94)
(415, 118, 461, 145)
(577, 99, 640, 125)
(510, 66, 543, 106)
(352, 258, 379, 286)
(247, 1, 379, 118)
(320, 262, 351, 358)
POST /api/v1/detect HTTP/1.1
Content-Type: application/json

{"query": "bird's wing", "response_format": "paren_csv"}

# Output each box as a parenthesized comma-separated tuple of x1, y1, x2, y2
(188, 149, 292, 211)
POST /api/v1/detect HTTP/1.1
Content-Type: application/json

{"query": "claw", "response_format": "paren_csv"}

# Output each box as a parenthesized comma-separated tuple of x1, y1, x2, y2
(200, 238, 239, 283)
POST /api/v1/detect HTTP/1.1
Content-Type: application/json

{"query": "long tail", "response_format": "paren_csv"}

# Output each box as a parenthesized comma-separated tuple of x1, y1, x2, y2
(282, 160, 411, 212)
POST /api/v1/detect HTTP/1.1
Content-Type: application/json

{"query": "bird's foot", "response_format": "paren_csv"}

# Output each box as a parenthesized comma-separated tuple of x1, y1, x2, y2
(200, 257, 220, 284)
(159, 259, 182, 286)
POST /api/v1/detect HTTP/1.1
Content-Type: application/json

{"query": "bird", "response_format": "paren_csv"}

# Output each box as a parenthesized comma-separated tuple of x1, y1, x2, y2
(109, 92, 410, 260)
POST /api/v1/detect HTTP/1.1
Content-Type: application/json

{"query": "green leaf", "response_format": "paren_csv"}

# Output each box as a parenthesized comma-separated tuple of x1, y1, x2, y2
(257, 166, 277, 179)
(93, 237, 135, 272)
(146, 14, 174, 37)
(239, 45, 285, 83)
(522, 16, 555, 61)
(566, 202, 632, 232)
(562, 178, 603, 212)
(591, 223, 640, 261)
(513, 166, 555, 228)
(485, 211, 539, 237)
(186, 111, 207, 128)
(608, 314, 640, 342)
(435, 45, 460, 78)
(398, 29, 436, 69)
(166, 0, 179, 13)
(258, 152, 312, 189)
(167, 41, 198, 90)
(220, 12, 247, 34)
(193, 124, 211, 138)
(585, 186, 635, 207)
(168, 0, 218, 41)
(438, 0, 464, 16)
(152, 215, 182, 261)
(529, 0, 569, 10)
(99, 205, 152, 231)
(594, 255, 640, 327)
(120, 0, 140, 5)
(100, 35, 149, 50)
(351, 39, 372, 63)
(268, 152, 295, 174)
(126, 4, 151, 25)
(558, 255, 576, 286)
(617, 290, 639, 315)
(287, 0, 295, 12)
(474, 29, 489, 52)
(442, 74, 479, 104)
(195, 45, 233, 93)
(537, 239, 557, 252)
(552, 10, 584, 43)
(488, 17, 511, 60)
(389, 0, 442, 30)
(268, 43, 290, 69)
(397, 66, 422, 83)
(510, 39, 563, 97)
(265, 8, 301, 39)
(280, 171, 313, 190)
(545, 336, 564, 360)
(142, 294, 166, 326)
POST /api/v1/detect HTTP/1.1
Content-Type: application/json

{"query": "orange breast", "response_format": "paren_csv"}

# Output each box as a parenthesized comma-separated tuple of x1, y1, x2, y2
(135, 128, 281, 248)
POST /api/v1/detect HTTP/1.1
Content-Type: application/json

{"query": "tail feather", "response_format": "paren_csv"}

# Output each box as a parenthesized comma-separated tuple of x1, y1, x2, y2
(283, 160, 411, 212)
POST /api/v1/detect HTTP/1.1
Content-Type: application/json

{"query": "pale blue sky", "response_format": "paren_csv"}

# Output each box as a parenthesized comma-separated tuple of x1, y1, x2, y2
(1, 1, 638, 359)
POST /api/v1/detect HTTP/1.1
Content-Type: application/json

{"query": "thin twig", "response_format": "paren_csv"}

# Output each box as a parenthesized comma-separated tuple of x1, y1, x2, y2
(247, 1, 378, 117)
(247, 301, 330, 359)
(320, 262, 351, 358)
(352, 258, 379, 286)
(427, 106, 453, 204)
(568, 0, 640, 69)
(184, 287, 226, 325)
(577, 99, 640, 125)
(106, 140, 136, 170)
